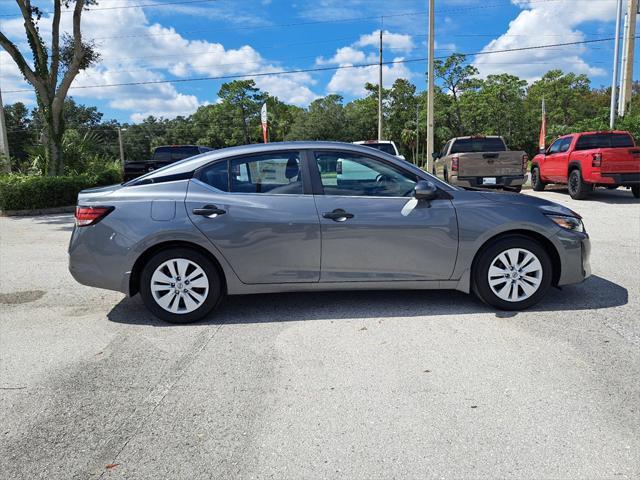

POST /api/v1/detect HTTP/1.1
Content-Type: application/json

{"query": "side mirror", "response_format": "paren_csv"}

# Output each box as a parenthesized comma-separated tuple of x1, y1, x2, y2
(414, 180, 438, 200)
(431, 152, 440, 159)
(539, 148, 546, 155)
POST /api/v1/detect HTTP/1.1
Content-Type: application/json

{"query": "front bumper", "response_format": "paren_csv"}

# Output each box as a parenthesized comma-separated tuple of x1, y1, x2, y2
(452, 175, 526, 188)
(554, 228, 591, 286)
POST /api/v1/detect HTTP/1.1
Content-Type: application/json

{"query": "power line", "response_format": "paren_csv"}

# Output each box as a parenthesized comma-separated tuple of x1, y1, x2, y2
(3, 36, 630, 94)
(0, 0, 219, 18)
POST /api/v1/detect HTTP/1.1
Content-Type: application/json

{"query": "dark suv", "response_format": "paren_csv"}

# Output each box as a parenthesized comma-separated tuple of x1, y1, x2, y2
(123, 145, 214, 181)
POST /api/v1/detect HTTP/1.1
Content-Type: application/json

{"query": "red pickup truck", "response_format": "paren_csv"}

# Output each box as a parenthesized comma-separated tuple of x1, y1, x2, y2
(531, 131, 640, 199)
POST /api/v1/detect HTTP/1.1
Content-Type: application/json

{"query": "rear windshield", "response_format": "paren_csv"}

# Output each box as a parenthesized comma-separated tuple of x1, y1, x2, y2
(450, 137, 506, 153)
(361, 143, 397, 155)
(574, 133, 635, 150)
(153, 146, 202, 162)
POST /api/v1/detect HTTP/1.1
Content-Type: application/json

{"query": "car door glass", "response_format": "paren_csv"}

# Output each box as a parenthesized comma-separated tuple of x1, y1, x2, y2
(198, 160, 229, 192)
(231, 152, 303, 195)
(315, 152, 416, 197)
(559, 137, 572, 152)
(547, 139, 563, 155)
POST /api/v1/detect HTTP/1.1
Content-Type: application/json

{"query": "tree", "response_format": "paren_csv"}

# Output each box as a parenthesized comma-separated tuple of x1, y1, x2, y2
(434, 54, 478, 136)
(217, 80, 266, 145)
(287, 95, 348, 141)
(344, 83, 384, 142)
(3, 102, 33, 170)
(387, 79, 417, 158)
(0, 0, 99, 175)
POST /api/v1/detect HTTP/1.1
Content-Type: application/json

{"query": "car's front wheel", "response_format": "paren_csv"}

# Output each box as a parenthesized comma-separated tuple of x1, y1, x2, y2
(531, 167, 546, 191)
(140, 248, 223, 323)
(473, 236, 552, 310)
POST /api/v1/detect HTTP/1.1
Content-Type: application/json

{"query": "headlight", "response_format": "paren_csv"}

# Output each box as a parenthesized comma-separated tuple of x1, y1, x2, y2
(546, 214, 585, 233)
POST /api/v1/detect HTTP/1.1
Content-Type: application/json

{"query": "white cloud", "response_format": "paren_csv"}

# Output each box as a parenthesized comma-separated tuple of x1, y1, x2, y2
(473, 0, 612, 81)
(327, 59, 413, 96)
(355, 30, 414, 53)
(0, 0, 318, 120)
(0, 51, 35, 105)
(316, 47, 366, 66)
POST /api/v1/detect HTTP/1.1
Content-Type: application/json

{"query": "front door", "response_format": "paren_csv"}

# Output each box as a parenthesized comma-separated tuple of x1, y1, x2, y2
(186, 150, 321, 284)
(311, 150, 458, 282)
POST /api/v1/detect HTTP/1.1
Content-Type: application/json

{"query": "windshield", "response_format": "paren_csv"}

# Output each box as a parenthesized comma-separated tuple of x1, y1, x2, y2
(574, 133, 635, 150)
(450, 138, 506, 153)
(361, 143, 397, 155)
(153, 146, 202, 162)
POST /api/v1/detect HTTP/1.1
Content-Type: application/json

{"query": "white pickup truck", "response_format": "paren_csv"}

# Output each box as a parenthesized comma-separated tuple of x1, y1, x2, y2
(433, 136, 528, 192)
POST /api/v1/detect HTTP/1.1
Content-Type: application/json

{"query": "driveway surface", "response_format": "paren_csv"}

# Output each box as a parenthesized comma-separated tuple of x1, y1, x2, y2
(1, 188, 639, 479)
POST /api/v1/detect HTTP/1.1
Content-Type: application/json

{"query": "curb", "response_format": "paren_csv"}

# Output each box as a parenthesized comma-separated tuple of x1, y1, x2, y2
(0, 205, 76, 217)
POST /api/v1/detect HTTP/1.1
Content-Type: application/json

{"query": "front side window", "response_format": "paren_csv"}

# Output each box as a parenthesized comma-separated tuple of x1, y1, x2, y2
(559, 136, 573, 152)
(231, 152, 303, 195)
(314, 152, 416, 197)
(547, 138, 564, 154)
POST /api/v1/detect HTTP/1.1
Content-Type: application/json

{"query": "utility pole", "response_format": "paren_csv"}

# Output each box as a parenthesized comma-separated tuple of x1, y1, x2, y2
(378, 24, 383, 141)
(118, 128, 126, 164)
(0, 87, 10, 173)
(619, 0, 637, 116)
(426, 0, 435, 172)
(415, 103, 420, 165)
(610, 0, 624, 129)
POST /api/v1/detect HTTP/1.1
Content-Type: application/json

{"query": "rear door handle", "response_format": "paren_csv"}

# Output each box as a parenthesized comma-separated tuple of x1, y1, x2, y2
(192, 204, 226, 217)
(323, 209, 354, 222)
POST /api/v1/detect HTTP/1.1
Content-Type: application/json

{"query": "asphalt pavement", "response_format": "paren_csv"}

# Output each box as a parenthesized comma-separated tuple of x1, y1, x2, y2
(1, 187, 639, 479)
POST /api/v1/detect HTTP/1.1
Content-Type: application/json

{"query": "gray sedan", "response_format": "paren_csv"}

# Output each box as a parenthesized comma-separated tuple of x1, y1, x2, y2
(69, 142, 591, 323)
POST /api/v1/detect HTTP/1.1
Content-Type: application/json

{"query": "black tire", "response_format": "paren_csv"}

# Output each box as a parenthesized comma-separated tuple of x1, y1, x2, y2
(567, 169, 592, 200)
(140, 247, 223, 324)
(473, 235, 553, 311)
(531, 167, 546, 191)
(510, 185, 522, 193)
(632, 186, 640, 199)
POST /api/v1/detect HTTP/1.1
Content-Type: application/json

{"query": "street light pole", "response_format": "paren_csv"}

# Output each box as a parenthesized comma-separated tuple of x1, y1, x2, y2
(609, 0, 624, 129)
(118, 128, 126, 164)
(378, 25, 383, 141)
(0, 87, 10, 173)
(426, 0, 435, 172)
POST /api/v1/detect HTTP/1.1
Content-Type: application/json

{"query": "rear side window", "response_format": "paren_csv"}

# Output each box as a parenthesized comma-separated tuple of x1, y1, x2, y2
(198, 161, 229, 191)
(231, 152, 303, 194)
(450, 137, 506, 153)
(361, 143, 397, 155)
(154, 146, 202, 162)
(575, 133, 635, 150)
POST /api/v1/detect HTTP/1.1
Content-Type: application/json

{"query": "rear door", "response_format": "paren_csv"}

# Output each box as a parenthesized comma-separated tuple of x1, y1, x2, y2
(186, 150, 321, 284)
(311, 150, 458, 282)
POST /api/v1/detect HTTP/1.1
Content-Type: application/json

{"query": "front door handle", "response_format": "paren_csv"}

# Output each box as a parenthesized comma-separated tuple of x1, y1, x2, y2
(323, 209, 354, 222)
(192, 204, 226, 217)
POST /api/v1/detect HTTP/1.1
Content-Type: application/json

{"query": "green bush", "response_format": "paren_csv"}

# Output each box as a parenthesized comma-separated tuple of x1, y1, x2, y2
(0, 166, 122, 211)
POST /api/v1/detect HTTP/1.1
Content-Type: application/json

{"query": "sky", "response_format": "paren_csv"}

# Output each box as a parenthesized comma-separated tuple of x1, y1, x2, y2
(0, 0, 631, 123)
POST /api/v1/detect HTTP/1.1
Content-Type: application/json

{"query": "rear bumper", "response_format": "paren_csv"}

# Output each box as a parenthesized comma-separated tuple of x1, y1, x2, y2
(452, 175, 526, 188)
(599, 172, 640, 186)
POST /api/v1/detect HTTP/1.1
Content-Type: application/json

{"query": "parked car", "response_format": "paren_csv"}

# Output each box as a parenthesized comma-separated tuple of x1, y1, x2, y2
(70, 141, 590, 323)
(531, 131, 640, 199)
(123, 145, 214, 181)
(433, 136, 527, 191)
(353, 140, 405, 159)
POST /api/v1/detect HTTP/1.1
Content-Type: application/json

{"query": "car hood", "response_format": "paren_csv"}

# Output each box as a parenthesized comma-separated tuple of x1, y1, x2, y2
(478, 189, 581, 218)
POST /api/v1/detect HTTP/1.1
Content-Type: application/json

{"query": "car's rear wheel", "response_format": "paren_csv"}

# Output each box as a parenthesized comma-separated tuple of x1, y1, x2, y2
(140, 248, 223, 324)
(531, 167, 546, 191)
(632, 186, 640, 198)
(473, 236, 552, 311)
(568, 169, 592, 200)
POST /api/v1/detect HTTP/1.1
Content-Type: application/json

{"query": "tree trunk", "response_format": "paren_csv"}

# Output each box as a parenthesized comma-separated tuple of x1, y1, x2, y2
(45, 99, 65, 176)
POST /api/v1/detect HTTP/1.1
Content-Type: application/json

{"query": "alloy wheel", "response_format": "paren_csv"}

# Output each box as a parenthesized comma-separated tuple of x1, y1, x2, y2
(150, 258, 209, 314)
(487, 248, 543, 302)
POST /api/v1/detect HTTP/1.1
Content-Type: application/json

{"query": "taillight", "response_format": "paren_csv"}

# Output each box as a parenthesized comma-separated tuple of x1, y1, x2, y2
(451, 155, 459, 172)
(592, 152, 602, 167)
(522, 153, 529, 172)
(75, 206, 114, 227)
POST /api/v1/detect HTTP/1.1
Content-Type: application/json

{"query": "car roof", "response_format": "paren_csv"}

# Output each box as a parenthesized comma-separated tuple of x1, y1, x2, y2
(134, 141, 431, 184)
(352, 140, 395, 144)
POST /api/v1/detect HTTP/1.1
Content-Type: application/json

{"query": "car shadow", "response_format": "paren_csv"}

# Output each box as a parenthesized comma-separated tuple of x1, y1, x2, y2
(106, 274, 628, 327)
(8, 213, 76, 232)
(535, 187, 638, 204)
